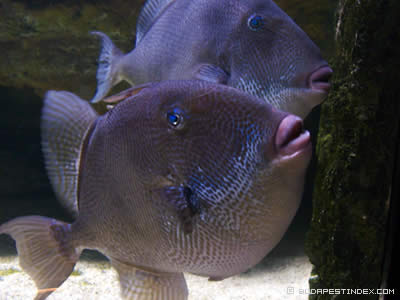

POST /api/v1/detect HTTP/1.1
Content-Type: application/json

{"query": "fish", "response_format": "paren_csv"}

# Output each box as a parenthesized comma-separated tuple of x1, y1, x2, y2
(0, 80, 312, 300)
(90, 0, 332, 118)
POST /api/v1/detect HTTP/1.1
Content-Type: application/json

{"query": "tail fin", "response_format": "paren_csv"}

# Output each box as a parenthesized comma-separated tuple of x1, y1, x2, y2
(41, 91, 98, 216)
(91, 31, 124, 103)
(0, 216, 80, 300)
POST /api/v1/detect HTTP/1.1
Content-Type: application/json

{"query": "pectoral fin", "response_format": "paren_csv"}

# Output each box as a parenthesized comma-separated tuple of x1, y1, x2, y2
(162, 186, 199, 234)
(111, 258, 188, 300)
(193, 64, 229, 84)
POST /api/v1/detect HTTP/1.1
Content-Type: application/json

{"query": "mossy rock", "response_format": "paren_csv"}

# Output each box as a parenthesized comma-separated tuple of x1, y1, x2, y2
(306, 0, 400, 298)
(0, 0, 145, 98)
(276, 0, 337, 58)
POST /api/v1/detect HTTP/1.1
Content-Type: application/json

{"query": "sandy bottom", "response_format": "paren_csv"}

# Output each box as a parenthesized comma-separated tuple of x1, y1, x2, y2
(0, 246, 311, 300)
(0, 206, 312, 300)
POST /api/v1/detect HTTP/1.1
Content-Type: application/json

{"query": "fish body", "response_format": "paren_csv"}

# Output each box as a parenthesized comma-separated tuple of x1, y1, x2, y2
(91, 0, 332, 118)
(1, 81, 312, 299)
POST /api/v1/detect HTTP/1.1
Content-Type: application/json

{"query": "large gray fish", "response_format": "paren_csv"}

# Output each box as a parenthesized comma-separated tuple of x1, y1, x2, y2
(0, 80, 312, 300)
(90, 0, 332, 118)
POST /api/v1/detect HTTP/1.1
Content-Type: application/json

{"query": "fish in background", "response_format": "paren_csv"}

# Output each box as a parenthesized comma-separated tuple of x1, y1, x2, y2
(90, 0, 332, 118)
(0, 80, 312, 299)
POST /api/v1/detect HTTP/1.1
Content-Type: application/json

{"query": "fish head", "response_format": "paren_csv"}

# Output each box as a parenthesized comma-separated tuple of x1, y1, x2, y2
(110, 81, 311, 217)
(214, 0, 332, 118)
(103, 80, 312, 267)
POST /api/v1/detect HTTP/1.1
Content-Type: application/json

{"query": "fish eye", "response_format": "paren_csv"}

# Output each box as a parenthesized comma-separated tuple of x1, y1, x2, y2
(248, 15, 264, 31)
(167, 108, 184, 128)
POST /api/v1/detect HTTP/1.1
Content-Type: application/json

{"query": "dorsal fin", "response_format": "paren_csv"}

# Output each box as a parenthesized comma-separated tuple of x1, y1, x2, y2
(136, 0, 177, 44)
(103, 82, 155, 104)
(41, 91, 98, 217)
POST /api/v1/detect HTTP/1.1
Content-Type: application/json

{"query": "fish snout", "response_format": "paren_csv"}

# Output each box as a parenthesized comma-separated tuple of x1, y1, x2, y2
(307, 65, 333, 93)
(275, 115, 311, 157)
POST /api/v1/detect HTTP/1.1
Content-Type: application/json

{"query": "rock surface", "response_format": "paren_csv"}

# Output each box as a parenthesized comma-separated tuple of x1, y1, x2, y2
(305, 0, 400, 298)
(0, 0, 145, 98)
(0, 0, 336, 98)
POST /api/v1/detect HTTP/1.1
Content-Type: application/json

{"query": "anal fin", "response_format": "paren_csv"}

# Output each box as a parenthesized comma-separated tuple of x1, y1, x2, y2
(0, 216, 80, 300)
(111, 258, 188, 300)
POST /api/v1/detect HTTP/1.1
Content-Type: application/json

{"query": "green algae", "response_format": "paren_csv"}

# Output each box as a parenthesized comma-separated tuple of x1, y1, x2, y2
(80, 280, 93, 287)
(71, 269, 82, 276)
(93, 262, 112, 270)
(0, 0, 145, 97)
(0, 268, 21, 276)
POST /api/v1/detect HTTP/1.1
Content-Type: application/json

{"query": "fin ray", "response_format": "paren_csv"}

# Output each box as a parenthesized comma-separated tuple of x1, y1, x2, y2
(136, 0, 177, 44)
(111, 258, 188, 300)
(193, 64, 230, 84)
(41, 91, 98, 216)
(103, 82, 156, 104)
(0, 216, 80, 300)
(91, 31, 123, 103)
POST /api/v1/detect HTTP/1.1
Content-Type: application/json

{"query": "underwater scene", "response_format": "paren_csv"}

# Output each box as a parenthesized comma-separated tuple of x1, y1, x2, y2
(0, 0, 399, 299)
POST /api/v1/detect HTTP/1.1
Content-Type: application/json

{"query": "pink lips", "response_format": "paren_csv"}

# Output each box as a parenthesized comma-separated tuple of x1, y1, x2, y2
(308, 65, 333, 93)
(276, 115, 311, 156)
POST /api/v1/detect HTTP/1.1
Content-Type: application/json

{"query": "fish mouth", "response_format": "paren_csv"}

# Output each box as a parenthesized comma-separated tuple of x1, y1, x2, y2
(275, 115, 311, 156)
(307, 65, 333, 93)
